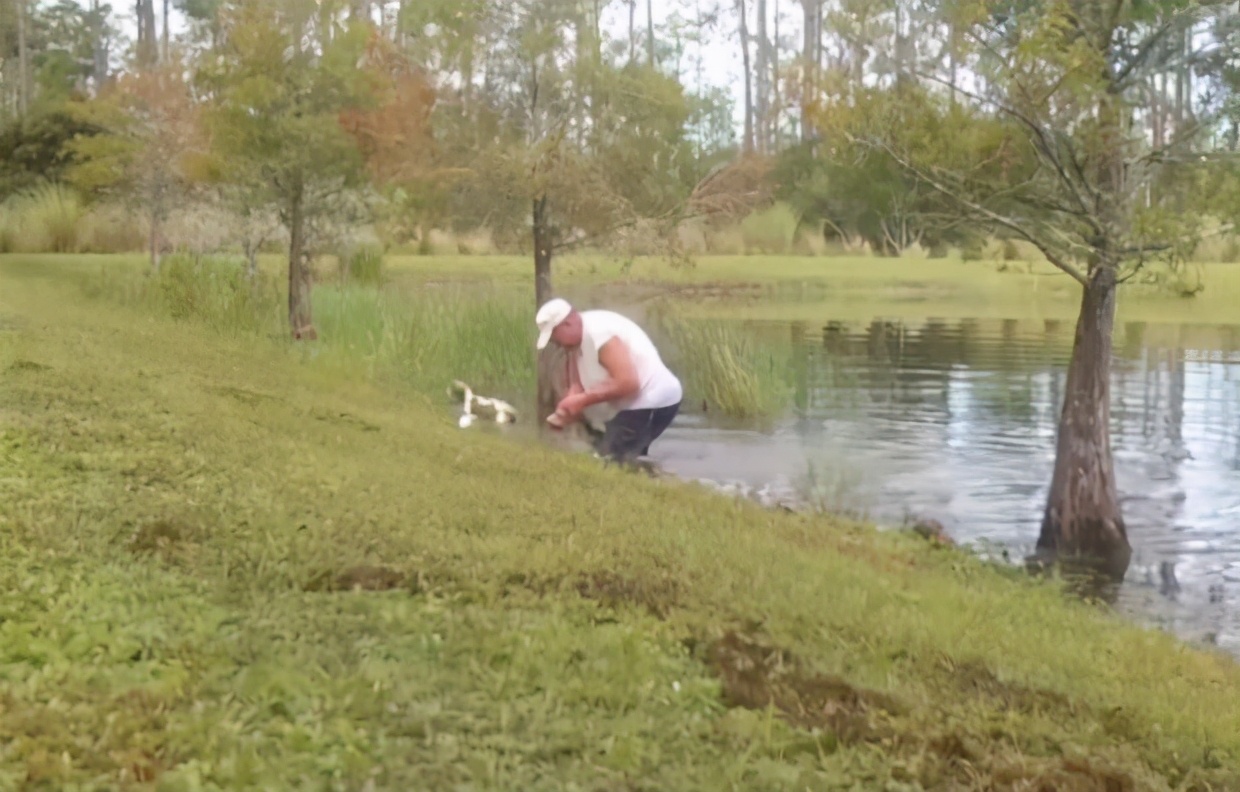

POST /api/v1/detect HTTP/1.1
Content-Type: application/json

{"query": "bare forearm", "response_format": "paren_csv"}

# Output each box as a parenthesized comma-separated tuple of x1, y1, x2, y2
(580, 376, 638, 406)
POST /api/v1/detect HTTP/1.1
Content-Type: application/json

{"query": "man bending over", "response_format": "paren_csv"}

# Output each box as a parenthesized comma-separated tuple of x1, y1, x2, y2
(536, 298, 683, 463)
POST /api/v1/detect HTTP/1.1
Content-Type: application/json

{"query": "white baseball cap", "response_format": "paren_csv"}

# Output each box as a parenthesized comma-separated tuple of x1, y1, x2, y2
(535, 298, 573, 350)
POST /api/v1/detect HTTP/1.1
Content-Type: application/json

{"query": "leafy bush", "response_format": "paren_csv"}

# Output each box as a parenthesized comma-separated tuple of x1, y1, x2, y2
(739, 202, 800, 255)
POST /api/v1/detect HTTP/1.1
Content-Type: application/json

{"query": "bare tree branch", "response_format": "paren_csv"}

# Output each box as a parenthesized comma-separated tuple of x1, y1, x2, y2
(857, 134, 1091, 287)
(913, 69, 1103, 230)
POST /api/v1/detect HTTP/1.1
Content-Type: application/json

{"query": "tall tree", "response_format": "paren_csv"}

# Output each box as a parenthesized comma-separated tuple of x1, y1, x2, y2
(737, 0, 754, 152)
(198, 0, 375, 340)
(859, 0, 1234, 583)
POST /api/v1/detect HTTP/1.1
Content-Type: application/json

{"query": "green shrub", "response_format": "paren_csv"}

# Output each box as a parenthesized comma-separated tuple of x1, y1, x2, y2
(739, 202, 800, 255)
(339, 243, 385, 287)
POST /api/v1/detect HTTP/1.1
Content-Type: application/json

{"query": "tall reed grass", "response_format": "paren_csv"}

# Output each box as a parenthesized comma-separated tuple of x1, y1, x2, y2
(0, 183, 144, 254)
(649, 305, 792, 420)
(312, 284, 535, 401)
(82, 262, 797, 422)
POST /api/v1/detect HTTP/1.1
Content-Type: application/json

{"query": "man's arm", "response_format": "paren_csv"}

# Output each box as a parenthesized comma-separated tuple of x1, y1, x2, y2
(576, 338, 640, 408)
(565, 348, 584, 396)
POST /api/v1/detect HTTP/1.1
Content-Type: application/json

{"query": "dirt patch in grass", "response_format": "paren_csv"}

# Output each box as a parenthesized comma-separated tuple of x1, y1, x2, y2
(127, 519, 189, 558)
(573, 570, 681, 619)
(948, 658, 1078, 717)
(208, 385, 282, 406)
(7, 359, 49, 373)
(706, 629, 903, 741)
(702, 633, 1162, 789)
(304, 564, 408, 592)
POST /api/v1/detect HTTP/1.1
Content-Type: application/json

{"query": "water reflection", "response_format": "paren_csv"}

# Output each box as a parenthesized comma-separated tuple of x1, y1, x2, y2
(656, 317, 1240, 653)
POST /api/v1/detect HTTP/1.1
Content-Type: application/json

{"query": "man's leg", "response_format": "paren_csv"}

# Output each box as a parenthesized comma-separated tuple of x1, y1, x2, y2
(600, 409, 656, 463)
(639, 401, 681, 456)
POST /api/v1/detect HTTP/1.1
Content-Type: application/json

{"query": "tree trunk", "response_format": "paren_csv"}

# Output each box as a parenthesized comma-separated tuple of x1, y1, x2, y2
(647, 0, 656, 67)
(1036, 265, 1131, 582)
(800, 0, 818, 142)
(149, 210, 162, 274)
(629, 0, 637, 64)
(17, 0, 29, 116)
(143, 0, 157, 65)
(533, 194, 558, 424)
(755, 0, 768, 152)
(738, 0, 754, 153)
(91, 0, 109, 94)
(532, 195, 553, 308)
(163, 0, 170, 60)
(288, 185, 317, 341)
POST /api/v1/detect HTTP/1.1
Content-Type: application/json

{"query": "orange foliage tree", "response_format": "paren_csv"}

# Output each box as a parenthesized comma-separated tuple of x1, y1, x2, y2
(338, 34, 447, 248)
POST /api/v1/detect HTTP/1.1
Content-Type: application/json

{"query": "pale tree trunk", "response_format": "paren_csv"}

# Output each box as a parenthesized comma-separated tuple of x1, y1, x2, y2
(162, 0, 170, 60)
(772, 0, 780, 146)
(647, 0, 655, 67)
(738, 0, 754, 153)
(17, 0, 29, 116)
(629, 0, 637, 64)
(91, 0, 109, 93)
(755, 0, 768, 152)
(148, 210, 162, 274)
(287, 183, 317, 341)
(800, 0, 818, 142)
(245, 241, 259, 279)
(142, 0, 157, 65)
(947, 18, 958, 107)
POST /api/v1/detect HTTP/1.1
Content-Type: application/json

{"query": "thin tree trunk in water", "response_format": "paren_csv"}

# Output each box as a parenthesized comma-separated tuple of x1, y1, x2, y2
(288, 185, 317, 341)
(1036, 266, 1131, 582)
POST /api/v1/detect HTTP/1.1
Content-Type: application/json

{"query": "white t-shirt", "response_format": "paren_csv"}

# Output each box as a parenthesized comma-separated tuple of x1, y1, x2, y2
(575, 309, 682, 426)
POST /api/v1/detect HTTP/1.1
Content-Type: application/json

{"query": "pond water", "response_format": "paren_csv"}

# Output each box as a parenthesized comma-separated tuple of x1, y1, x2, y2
(652, 316, 1240, 654)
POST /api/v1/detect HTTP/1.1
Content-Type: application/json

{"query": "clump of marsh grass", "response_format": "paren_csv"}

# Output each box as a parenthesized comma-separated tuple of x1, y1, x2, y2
(650, 307, 792, 421)
(0, 183, 85, 253)
(82, 261, 535, 403)
(337, 243, 385, 287)
(155, 254, 282, 335)
(312, 284, 534, 401)
(739, 201, 801, 255)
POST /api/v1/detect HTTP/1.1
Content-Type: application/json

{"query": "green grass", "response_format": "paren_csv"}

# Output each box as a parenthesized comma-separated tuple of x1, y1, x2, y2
(648, 305, 792, 421)
(4, 256, 1240, 790)
(371, 254, 1240, 327)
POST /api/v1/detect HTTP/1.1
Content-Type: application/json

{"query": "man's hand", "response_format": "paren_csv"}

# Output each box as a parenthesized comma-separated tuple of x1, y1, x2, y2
(556, 391, 591, 418)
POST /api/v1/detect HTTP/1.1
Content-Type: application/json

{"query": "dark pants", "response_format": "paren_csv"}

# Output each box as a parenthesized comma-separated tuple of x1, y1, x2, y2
(592, 402, 681, 462)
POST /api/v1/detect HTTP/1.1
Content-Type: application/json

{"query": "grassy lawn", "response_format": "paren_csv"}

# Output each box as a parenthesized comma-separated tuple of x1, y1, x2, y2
(18, 251, 1240, 326)
(374, 253, 1240, 326)
(3, 255, 1240, 789)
